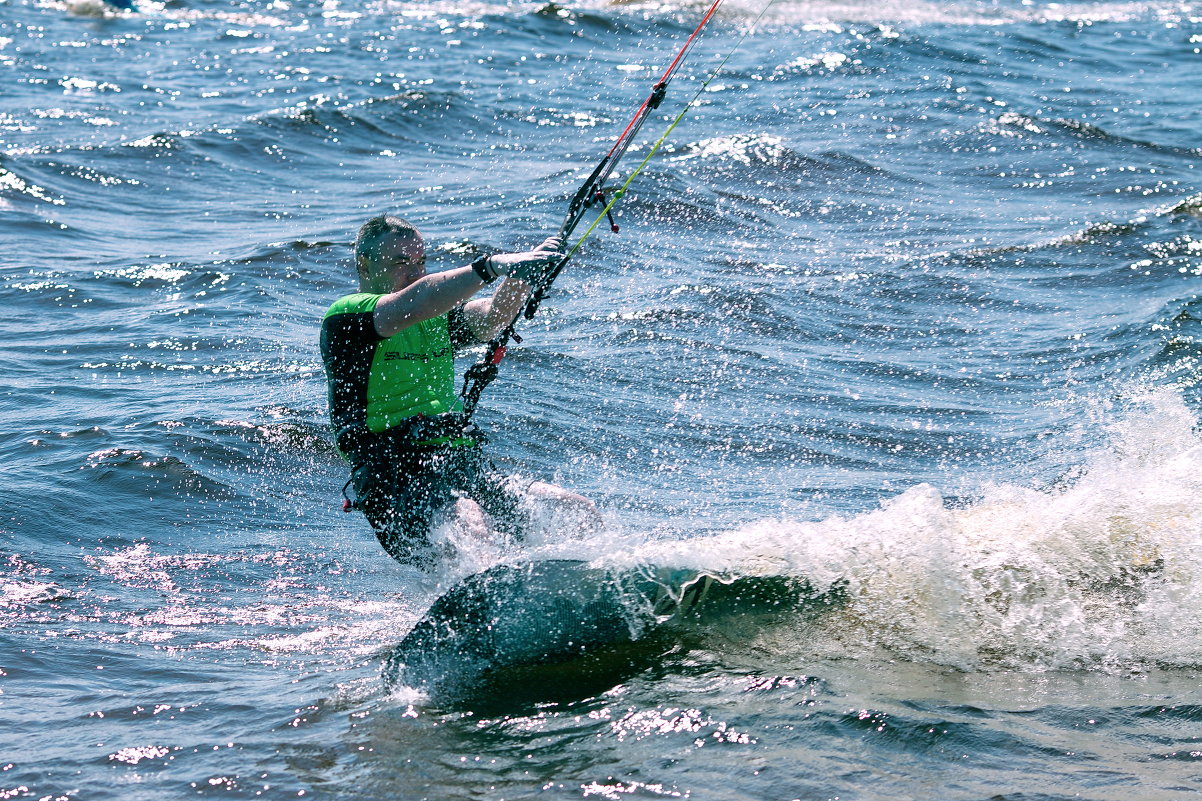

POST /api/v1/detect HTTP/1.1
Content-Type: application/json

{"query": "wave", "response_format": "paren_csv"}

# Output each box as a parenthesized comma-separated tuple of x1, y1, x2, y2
(1143, 296, 1202, 395)
(0, 158, 67, 208)
(934, 190, 1202, 265)
(65, 0, 1178, 30)
(246, 91, 474, 152)
(0, 538, 415, 659)
(57, 0, 291, 27)
(666, 134, 901, 179)
(973, 111, 1201, 159)
(110, 89, 478, 177)
(638, 135, 921, 229)
(0, 89, 476, 213)
(581, 389, 1202, 672)
(714, 0, 1182, 27)
(1169, 194, 1202, 217)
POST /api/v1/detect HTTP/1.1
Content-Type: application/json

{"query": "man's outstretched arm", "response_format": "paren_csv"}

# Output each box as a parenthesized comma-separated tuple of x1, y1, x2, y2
(373, 266, 488, 338)
(373, 239, 560, 339)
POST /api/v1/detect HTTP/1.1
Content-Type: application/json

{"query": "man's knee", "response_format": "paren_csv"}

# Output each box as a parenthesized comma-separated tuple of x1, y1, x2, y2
(451, 497, 490, 535)
(361, 486, 444, 568)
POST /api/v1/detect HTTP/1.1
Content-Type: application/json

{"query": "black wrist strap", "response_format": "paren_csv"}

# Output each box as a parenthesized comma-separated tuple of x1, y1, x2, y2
(471, 255, 496, 284)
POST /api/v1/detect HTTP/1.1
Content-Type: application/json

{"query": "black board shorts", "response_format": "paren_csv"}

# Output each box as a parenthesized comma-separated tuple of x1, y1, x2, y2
(349, 444, 525, 569)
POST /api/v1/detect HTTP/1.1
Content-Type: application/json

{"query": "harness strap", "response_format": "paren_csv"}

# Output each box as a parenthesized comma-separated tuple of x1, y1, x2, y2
(341, 477, 357, 512)
(337, 412, 486, 511)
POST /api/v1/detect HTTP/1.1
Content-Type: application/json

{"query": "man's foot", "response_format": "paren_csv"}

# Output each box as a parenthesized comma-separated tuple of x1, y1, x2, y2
(525, 481, 605, 540)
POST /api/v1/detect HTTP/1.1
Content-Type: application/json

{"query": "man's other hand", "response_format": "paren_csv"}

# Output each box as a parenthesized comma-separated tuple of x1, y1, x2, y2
(487, 239, 564, 284)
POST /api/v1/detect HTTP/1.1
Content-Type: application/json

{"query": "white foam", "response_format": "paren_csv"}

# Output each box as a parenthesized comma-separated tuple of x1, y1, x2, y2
(0, 580, 71, 607)
(360, 0, 1180, 27)
(712, 0, 1177, 26)
(594, 389, 1202, 671)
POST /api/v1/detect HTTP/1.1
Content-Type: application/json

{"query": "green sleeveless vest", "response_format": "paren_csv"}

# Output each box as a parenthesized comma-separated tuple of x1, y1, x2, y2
(320, 293, 464, 452)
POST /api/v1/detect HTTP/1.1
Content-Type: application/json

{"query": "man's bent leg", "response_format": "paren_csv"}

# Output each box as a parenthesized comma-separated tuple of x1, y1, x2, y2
(450, 496, 493, 543)
(446, 448, 528, 539)
(442, 447, 604, 542)
(352, 460, 451, 569)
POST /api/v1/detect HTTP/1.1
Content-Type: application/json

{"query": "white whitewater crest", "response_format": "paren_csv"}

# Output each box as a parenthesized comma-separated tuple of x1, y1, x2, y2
(755, 0, 1173, 26)
(361, 0, 1176, 28)
(603, 389, 1202, 672)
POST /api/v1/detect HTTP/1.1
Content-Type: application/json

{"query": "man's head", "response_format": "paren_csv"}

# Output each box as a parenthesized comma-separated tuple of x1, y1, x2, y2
(354, 214, 425, 293)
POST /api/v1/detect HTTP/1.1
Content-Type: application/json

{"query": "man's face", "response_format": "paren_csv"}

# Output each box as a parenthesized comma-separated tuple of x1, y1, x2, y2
(375, 230, 426, 288)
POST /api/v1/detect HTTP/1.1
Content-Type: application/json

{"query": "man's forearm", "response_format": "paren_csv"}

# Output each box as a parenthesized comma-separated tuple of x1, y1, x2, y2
(480, 277, 533, 336)
(460, 276, 534, 341)
(373, 266, 487, 338)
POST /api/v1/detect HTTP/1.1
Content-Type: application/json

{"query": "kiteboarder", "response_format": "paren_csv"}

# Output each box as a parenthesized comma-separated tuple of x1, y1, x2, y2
(321, 214, 597, 569)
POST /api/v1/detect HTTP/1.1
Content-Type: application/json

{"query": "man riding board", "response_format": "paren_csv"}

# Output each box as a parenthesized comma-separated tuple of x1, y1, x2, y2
(321, 214, 594, 569)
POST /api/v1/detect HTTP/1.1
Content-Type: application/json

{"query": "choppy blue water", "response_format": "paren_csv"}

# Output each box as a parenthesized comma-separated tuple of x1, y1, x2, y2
(3, 0, 1202, 798)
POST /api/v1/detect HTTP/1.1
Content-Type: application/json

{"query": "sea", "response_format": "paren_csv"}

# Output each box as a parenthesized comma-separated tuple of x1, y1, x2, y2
(2, 0, 1201, 798)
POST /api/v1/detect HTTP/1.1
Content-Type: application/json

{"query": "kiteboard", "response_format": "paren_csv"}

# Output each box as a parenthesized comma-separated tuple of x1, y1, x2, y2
(383, 559, 838, 702)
